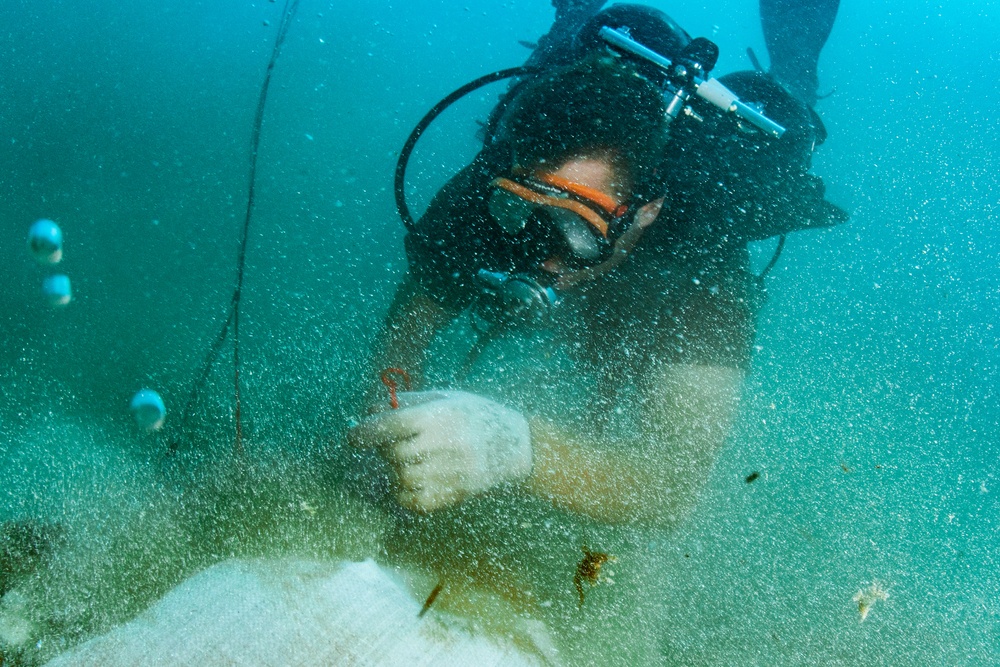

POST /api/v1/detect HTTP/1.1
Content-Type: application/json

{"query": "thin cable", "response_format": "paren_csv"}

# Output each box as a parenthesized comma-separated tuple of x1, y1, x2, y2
(167, 1, 300, 461)
(232, 0, 301, 458)
(166, 304, 235, 457)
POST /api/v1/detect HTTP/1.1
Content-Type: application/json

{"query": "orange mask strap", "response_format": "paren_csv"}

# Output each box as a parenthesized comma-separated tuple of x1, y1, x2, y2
(493, 177, 610, 238)
(533, 172, 627, 218)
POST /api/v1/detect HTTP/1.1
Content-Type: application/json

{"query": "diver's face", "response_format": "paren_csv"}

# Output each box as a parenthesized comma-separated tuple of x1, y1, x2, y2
(536, 155, 628, 275)
(549, 155, 628, 206)
(488, 151, 636, 273)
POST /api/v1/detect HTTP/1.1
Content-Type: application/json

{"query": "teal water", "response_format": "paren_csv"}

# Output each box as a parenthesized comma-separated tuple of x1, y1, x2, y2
(1, 0, 998, 664)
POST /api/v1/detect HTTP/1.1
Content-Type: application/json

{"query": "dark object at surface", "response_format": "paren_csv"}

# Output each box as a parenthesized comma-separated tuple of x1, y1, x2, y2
(759, 0, 841, 106)
(0, 520, 66, 596)
(745, 471, 761, 484)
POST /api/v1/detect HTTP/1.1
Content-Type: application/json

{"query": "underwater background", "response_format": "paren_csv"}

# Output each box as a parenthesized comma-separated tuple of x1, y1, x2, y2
(1, 0, 997, 664)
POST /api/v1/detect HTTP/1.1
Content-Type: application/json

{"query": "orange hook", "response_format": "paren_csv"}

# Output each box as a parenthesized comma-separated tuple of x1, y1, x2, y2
(380, 368, 412, 410)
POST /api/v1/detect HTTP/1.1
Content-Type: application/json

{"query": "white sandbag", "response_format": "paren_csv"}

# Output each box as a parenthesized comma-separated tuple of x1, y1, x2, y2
(44, 558, 545, 667)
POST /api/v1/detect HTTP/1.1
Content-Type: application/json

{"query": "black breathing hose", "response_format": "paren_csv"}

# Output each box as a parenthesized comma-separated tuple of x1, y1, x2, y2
(394, 67, 535, 231)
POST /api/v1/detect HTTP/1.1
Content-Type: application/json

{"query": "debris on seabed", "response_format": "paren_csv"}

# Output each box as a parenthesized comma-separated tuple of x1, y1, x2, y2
(852, 582, 888, 621)
(574, 546, 615, 608)
(418, 580, 444, 618)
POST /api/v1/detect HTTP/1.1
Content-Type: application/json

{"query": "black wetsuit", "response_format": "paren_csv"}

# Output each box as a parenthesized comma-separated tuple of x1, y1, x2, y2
(405, 149, 762, 373)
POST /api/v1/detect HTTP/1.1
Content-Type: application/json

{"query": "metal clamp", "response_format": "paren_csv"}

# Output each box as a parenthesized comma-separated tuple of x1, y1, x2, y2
(598, 27, 786, 137)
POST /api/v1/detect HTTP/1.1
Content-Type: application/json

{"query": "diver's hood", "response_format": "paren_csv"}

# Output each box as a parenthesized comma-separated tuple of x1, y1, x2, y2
(658, 70, 848, 244)
(572, 4, 692, 65)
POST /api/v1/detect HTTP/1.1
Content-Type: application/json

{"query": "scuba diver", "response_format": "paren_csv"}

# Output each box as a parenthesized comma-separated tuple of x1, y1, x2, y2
(39, 3, 848, 666)
(352, 1, 847, 517)
(342, 3, 847, 662)
(347, 2, 848, 660)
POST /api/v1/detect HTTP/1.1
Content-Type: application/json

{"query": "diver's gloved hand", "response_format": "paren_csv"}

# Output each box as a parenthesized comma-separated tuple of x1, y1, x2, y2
(348, 391, 532, 513)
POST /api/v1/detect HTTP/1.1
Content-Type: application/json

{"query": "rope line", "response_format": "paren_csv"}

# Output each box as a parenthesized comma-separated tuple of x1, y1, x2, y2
(233, 0, 301, 457)
(167, 0, 300, 460)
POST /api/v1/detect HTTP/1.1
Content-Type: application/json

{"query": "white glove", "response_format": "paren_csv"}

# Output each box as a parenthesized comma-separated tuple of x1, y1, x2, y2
(348, 391, 532, 513)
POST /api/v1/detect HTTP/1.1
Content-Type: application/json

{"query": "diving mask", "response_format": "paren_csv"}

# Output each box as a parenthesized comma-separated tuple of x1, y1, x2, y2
(488, 171, 630, 268)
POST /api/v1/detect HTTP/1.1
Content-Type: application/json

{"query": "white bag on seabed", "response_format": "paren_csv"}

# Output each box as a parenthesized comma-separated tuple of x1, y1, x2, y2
(44, 558, 547, 667)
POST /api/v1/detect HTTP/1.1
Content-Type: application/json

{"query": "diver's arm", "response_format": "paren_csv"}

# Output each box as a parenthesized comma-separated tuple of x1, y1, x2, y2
(526, 361, 744, 528)
(365, 275, 454, 401)
(356, 284, 744, 525)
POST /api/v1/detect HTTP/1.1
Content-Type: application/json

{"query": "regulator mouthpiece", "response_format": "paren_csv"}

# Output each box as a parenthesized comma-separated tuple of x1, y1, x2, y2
(473, 269, 558, 331)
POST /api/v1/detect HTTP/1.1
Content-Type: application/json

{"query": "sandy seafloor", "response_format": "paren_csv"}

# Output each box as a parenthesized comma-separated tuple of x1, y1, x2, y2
(0, 0, 998, 665)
